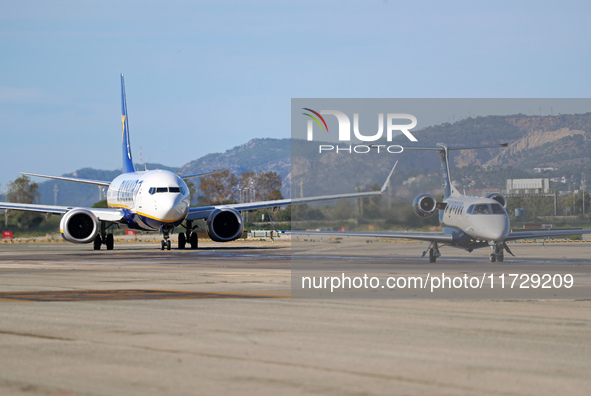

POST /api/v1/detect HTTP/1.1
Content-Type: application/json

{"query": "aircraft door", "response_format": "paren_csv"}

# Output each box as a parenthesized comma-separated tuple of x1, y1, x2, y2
(136, 185, 144, 209)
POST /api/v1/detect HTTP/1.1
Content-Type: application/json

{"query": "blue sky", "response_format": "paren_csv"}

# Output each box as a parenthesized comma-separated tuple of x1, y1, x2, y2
(1, 0, 590, 190)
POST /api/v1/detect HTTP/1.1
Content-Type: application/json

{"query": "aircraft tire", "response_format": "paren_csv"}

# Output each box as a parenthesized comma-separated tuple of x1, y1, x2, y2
(161, 240, 166, 250)
(429, 248, 436, 263)
(166, 240, 171, 251)
(93, 236, 102, 250)
(178, 233, 186, 249)
(190, 232, 198, 249)
(106, 234, 114, 250)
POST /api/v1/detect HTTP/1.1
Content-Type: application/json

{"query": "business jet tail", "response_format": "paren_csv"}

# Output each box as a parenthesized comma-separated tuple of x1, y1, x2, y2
(404, 143, 508, 199)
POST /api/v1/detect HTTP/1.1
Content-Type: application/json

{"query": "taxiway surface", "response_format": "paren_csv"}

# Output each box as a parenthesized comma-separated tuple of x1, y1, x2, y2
(0, 239, 589, 395)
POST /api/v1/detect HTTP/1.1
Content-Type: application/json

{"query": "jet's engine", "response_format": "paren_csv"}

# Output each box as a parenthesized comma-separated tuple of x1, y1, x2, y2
(486, 193, 507, 208)
(412, 194, 437, 218)
(206, 207, 244, 242)
(60, 208, 100, 244)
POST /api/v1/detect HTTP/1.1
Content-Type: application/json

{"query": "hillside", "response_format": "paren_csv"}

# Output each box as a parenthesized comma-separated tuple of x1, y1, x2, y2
(33, 112, 591, 205)
(178, 138, 292, 193)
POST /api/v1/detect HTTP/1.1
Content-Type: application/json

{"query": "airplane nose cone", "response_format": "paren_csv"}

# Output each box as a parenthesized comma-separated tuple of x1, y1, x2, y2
(478, 215, 510, 241)
(170, 195, 189, 218)
(157, 195, 189, 222)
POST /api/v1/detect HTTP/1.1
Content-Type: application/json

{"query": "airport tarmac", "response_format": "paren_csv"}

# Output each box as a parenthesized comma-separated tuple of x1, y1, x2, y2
(0, 238, 590, 395)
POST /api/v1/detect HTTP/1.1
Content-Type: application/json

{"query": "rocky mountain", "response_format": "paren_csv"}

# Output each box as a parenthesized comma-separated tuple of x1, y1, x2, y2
(178, 138, 292, 193)
(34, 112, 591, 206)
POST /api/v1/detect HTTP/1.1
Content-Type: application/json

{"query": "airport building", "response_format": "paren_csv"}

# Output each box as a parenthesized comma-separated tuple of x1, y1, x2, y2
(506, 178, 551, 195)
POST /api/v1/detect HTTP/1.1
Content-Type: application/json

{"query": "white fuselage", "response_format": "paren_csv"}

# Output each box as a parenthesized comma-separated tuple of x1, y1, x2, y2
(106, 170, 190, 231)
(440, 195, 510, 242)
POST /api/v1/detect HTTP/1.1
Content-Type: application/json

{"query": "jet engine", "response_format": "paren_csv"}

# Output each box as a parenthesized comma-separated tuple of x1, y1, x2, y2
(60, 208, 100, 244)
(412, 194, 437, 218)
(485, 193, 507, 208)
(206, 207, 244, 242)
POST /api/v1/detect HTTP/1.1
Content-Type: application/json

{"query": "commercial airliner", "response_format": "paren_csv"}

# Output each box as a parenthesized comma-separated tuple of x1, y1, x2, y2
(0, 75, 392, 251)
(294, 143, 591, 262)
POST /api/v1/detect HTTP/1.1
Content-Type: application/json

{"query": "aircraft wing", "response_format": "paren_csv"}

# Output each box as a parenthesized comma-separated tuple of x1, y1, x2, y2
(185, 189, 387, 221)
(506, 229, 591, 241)
(0, 202, 125, 223)
(186, 206, 216, 221)
(186, 162, 397, 221)
(21, 172, 111, 187)
(288, 230, 454, 243)
(179, 171, 223, 180)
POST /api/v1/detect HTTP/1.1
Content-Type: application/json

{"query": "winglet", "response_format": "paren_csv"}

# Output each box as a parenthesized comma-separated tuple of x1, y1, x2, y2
(121, 74, 135, 173)
(380, 161, 397, 193)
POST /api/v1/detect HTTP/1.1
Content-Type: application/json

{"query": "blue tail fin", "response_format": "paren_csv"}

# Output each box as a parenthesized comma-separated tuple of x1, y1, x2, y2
(121, 74, 135, 173)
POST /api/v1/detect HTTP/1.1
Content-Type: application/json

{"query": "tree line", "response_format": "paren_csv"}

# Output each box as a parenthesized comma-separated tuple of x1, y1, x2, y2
(197, 169, 283, 205)
(3, 172, 591, 234)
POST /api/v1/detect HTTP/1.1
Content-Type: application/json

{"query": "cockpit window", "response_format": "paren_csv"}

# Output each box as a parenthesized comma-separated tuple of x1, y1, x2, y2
(148, 186, 185, 195)
(473, 204, 489, 214)
(467, 203, 506, 215)
(491, 203, 505, 214)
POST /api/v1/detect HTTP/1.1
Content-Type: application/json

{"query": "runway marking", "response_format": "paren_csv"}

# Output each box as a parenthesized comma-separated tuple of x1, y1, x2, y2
(217, 274, 291, 277)
(0, 289, 289, 302)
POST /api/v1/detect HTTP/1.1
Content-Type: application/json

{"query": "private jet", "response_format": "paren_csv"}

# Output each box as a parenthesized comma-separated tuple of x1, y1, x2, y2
(293, 143, 591, 262)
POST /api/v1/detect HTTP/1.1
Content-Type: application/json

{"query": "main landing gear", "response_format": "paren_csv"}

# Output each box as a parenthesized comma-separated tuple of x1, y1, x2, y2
(428, 242, 441, 263)
(178, 220, 199, 250)
(93, 222, 115, 251)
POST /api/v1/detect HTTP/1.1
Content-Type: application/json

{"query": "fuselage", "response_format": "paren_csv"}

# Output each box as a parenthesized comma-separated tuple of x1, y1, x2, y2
(440, 195, 510, 244)
(106, 170, 190, 231)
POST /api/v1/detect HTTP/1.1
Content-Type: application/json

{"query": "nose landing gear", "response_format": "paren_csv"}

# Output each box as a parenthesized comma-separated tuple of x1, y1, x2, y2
(161, 239, 171, 251)
(489, 243, 504, 262)
(161, 225, 173, 251)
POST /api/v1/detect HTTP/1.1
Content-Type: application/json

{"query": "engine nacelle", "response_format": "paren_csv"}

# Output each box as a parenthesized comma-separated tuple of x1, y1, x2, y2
(412, 194, 437, 218)
(206, 207, 244, 242)
(486, 193, 507, 208)
(60, 208, 100, 244)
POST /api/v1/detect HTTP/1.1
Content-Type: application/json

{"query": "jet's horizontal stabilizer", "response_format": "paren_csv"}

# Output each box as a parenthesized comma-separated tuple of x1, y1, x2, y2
(402, 142, 508, 199)
(403, 143, 508, 151)
(446, 143, 508, 151)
